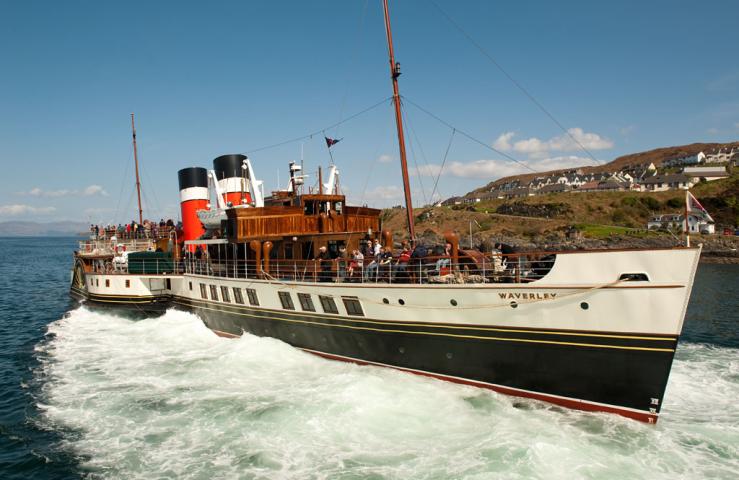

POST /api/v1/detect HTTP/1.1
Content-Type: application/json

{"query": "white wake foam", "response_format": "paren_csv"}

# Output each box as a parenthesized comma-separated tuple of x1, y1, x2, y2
(35, 308, 739, 479)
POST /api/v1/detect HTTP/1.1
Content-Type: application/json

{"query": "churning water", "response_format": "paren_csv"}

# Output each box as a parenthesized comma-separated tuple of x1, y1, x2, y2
(1, 238, 737, 479)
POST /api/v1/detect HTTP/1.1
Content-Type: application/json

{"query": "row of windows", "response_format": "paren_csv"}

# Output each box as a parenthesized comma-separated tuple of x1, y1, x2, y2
(196, 282, 260, 306)
(192, 281, 363, 317)
(279, 291, 363, 316)
(89, 278, 131, 288)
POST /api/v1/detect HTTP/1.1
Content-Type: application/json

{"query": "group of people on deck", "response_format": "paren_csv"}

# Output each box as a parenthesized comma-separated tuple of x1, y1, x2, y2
(90, 218, 179, 240)
(314, 238, 457, 282)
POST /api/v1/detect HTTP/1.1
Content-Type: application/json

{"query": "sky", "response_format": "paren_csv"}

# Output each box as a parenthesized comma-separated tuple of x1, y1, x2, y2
(1, 0, 738, 224)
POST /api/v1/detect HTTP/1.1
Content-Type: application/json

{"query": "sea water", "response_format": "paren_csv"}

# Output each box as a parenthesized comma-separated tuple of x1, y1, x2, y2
(1, 238, 737, 479)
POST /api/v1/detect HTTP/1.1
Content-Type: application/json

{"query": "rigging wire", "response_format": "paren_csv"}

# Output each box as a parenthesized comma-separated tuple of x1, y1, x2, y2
(400, 105, 428, 205)
(402, 96, 538, 173)
(428, 0, 602, 165)
(430, 128, 455, 203)
(239, 96, 392, 156)
(113, 145, 134, 224)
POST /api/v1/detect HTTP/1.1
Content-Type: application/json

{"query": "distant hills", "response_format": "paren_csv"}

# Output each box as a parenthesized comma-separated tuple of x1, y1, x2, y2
(0, 221, 89, 237)
(466, 141, 739, 197)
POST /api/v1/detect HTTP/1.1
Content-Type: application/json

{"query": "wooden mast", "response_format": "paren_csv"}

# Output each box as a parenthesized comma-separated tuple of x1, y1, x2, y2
(130, 113, 143, 225)
(382, 0, 415, 243)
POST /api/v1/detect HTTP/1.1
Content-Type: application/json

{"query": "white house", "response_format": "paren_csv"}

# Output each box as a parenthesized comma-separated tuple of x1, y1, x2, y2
(647, 214, 715, 234)
(704, 147, 737, 164)
(663, 152, 706, 168)
(641, 174, 695, 192)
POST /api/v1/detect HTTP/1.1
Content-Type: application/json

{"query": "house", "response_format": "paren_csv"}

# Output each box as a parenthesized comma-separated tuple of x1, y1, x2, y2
(704, 147, 737, 164)
(503, 187, 534, 199)
(682, 166, 729, 182)
(538, 183, 571, 195)
(662, 152, 706, 168)
(647, 214, 715, 234)
(640, 174, 694, 192)
(442, 196, 463, 206)
(577, 181, 601, 192)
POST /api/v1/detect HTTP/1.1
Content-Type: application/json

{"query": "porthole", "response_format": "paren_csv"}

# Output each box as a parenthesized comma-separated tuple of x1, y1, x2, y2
(510, 301, 518, 309)
(399, 347, 405, 354)
(580, 302, 589, 310)
(382, 298, 389, 304)
(398, 299, 405, 305)
(446, 352, 453, 359)
(450, 299, 458, 306)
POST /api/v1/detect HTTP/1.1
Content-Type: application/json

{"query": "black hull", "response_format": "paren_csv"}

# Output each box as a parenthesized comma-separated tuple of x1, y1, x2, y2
(176, 297, 678, 422)
(70, 286, 171, 314)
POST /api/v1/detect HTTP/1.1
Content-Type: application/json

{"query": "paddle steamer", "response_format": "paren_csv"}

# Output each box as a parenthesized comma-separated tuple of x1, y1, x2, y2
(70, 1, 701, 423)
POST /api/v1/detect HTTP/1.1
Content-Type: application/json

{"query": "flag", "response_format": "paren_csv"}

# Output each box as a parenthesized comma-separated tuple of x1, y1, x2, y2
(686, 191, 713, 222)
(325, 137, 341, 148)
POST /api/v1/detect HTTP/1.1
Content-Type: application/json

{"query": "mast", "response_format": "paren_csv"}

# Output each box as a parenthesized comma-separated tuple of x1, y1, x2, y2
(131, 113, 143, 225)
(382, 0, 415, 243)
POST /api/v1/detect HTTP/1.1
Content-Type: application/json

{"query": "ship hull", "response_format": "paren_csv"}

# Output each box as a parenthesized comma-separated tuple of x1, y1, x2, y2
(70, 246, 702, 423)
(175, 296, 675, 423)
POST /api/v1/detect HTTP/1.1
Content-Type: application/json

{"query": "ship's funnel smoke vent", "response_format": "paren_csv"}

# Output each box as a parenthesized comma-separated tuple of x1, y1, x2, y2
(213, 154, 251, 205)
(178, 167, 209, 251)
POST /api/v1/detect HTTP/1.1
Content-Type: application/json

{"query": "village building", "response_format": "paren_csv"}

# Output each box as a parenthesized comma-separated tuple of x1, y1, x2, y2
(647, 213, 715, 234)
(640, 174, 694, 192)
(704, 147, 737, 164)
(682, 166, 730, 182)
(662, 152, 707, 168)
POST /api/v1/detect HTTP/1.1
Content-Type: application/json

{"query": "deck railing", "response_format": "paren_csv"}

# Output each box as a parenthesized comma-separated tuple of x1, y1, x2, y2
(182, 253, 556, 285)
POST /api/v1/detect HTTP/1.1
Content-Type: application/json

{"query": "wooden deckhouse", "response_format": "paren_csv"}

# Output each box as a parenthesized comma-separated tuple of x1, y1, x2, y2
(225, 191, 382, 264)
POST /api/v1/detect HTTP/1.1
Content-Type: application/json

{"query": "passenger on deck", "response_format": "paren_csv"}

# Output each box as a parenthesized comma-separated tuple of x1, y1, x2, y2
(434, 243, 452, 273)
(372, 238, 381, 257)
(316, 246, 332, 282)
(393, 245, 411, 281)
(365, 247, 385, 281)
(348, 249, 364, 279)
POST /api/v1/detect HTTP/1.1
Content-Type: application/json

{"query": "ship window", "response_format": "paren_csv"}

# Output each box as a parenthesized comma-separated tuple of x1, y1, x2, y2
(619, 273, 649, 282)
(96, 279, 99, 287)
(125, 280, 130, 288)
(298, 293, 315, 312)
(342, 297, 364, 316)
(246, 288, 259, 306)
(166, 279, 172, 290)
(105, 279, 110, 287)
(209, 285, 219, 301)
(233, 287, 244, 304)
(200, 284, 207, 299)
(189, 281, 193, 291)
(319, 295, 339, 314)
(90, 278, 93, 286)
(279, 291, 295, 310)
(220, 286, 230, 303)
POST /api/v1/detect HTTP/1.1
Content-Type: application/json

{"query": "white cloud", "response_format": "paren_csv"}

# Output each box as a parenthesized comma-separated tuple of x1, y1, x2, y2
(0, 204, 57, 216)
(377, 154, 394, 163)
(22, 185, 108, 197)
(493, 128, 613, 160)
(365, 185, 403, 200)
(493, 132, 515, 151)
(416, 155, 595, 180)
(83, 185, 109, 196)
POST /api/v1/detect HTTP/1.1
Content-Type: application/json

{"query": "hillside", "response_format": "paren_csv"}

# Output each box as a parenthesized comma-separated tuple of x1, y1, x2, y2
(382, 172, 739, 256)
(0, 221, 88, 237)
(467, 141, 739, 196)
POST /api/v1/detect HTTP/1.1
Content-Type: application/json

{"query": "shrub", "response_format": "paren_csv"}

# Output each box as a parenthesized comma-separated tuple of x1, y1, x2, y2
(665, 198, 683, 209)
(640, 196, 661, 210)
